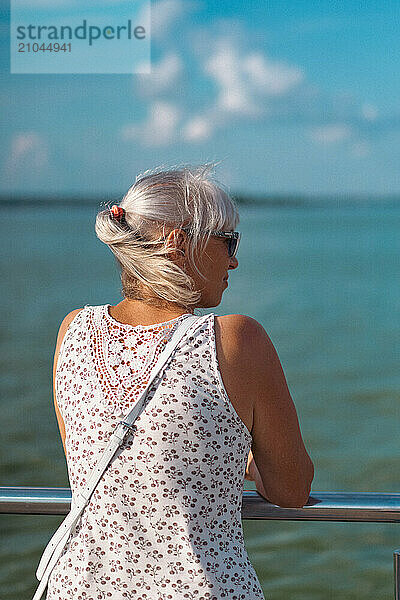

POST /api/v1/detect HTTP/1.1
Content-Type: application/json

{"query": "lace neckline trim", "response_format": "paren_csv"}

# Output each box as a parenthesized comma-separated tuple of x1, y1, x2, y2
(103, 304, 194, 331)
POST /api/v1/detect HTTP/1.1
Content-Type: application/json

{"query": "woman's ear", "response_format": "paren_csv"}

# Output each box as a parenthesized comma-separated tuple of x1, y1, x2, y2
(165, 228, 188, 264)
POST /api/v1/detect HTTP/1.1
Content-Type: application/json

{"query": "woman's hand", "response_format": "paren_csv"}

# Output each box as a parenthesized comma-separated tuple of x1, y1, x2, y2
(245, 450, 269, 501)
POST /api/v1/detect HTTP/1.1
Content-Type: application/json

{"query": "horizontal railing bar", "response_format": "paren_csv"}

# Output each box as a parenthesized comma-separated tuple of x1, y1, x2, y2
(2, 488, 400, 522)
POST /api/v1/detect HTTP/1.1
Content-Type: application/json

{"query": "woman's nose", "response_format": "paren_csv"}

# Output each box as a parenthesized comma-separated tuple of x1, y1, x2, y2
(229, 256, 239, 270)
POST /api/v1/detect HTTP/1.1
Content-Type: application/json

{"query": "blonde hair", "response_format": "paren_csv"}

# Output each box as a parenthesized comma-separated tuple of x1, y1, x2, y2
(95, 162, 239, 309)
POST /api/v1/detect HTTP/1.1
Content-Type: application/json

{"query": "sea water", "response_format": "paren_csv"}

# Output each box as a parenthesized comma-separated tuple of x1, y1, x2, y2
(0, 201, 399, 599)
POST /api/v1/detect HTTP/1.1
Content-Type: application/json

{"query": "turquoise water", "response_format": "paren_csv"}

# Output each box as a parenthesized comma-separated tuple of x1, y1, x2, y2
(1, 202, 399, 599)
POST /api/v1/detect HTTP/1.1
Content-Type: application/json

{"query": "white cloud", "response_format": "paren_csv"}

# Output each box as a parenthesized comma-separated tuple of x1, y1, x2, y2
(121, 101, 180, 146)
(350, 141, 371, 158)
(136, 52, 183, 94)
(183, 115, 213, 142)
(151, 0, 198, 40)
(361, 103, 378, 121)
(127, 35, 306, 146)
(203, 38, 304, 120)
(242, 53, 304, 96)
(309, 124, 352, 144)
(5, 132, 48, 175)
(125, 15, 376, 159)
(204, 40, 263, 116)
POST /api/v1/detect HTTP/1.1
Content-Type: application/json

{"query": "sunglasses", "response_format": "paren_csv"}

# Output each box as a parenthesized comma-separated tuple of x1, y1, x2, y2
(182, 228, 241, 258)
(210, 231, 241, 258)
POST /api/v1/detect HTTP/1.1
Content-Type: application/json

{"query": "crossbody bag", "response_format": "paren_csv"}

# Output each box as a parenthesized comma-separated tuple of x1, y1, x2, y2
(32, 313, 201, 600)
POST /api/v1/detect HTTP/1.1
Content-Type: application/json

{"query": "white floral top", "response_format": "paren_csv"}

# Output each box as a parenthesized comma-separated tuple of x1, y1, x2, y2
(46, 304, 265, 600)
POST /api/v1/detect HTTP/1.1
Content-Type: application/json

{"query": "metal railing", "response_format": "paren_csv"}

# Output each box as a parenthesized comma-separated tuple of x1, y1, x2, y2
(2, 487, 400, 598)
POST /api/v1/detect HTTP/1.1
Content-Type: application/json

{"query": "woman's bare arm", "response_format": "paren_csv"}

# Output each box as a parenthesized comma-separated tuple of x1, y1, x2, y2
(52, 308, 83, 458)
(230, 315, 314, 507)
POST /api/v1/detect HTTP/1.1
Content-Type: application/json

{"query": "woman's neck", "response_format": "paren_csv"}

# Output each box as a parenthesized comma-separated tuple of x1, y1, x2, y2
(109, 298, 194, 327)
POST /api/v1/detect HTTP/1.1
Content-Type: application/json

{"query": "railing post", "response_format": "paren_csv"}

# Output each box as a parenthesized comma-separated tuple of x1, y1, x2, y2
(394, 549, 400, 600)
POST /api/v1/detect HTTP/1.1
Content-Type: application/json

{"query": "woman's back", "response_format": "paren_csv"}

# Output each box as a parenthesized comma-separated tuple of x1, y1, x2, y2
(47, 303, 265, 600)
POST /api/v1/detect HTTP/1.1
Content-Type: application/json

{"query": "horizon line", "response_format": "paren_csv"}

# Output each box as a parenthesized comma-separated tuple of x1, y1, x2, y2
(0, 192, 399, 208)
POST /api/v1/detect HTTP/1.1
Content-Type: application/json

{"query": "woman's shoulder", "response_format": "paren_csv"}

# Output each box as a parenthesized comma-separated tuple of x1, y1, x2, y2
(59, 307, 85, 330)
(215, 313, 269, 340)
(55, 307, 86, 349)
(214, 313, 277, 366)
(57, 304, 102, 334)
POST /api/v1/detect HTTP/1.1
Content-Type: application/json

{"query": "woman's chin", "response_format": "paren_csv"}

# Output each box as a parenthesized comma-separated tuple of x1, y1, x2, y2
(210, 293, 225, 309)
(196, 287, 225, 309)
(198, 296, 222, 309)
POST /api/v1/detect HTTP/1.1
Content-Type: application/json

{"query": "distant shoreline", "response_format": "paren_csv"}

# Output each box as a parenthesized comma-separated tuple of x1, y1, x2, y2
(0, 194, 399, 209)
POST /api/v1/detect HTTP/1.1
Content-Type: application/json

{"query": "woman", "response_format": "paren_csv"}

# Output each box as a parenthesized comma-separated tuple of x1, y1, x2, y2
(47, 164, 314, 599)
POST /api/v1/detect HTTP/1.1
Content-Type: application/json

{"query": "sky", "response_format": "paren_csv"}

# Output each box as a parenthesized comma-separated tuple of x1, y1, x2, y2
(1, 0, 400, 198)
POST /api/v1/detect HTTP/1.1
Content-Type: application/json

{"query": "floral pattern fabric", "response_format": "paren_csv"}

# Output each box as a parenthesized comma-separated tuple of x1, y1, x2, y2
(46, 304, 265, 600)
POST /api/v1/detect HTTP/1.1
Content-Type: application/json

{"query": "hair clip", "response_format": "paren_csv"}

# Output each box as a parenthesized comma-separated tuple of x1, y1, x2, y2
(110, 205, 126, 222)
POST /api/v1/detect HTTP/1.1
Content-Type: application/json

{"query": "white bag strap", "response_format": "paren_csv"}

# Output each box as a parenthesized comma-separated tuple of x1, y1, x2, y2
(32, 313, 202, 600)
